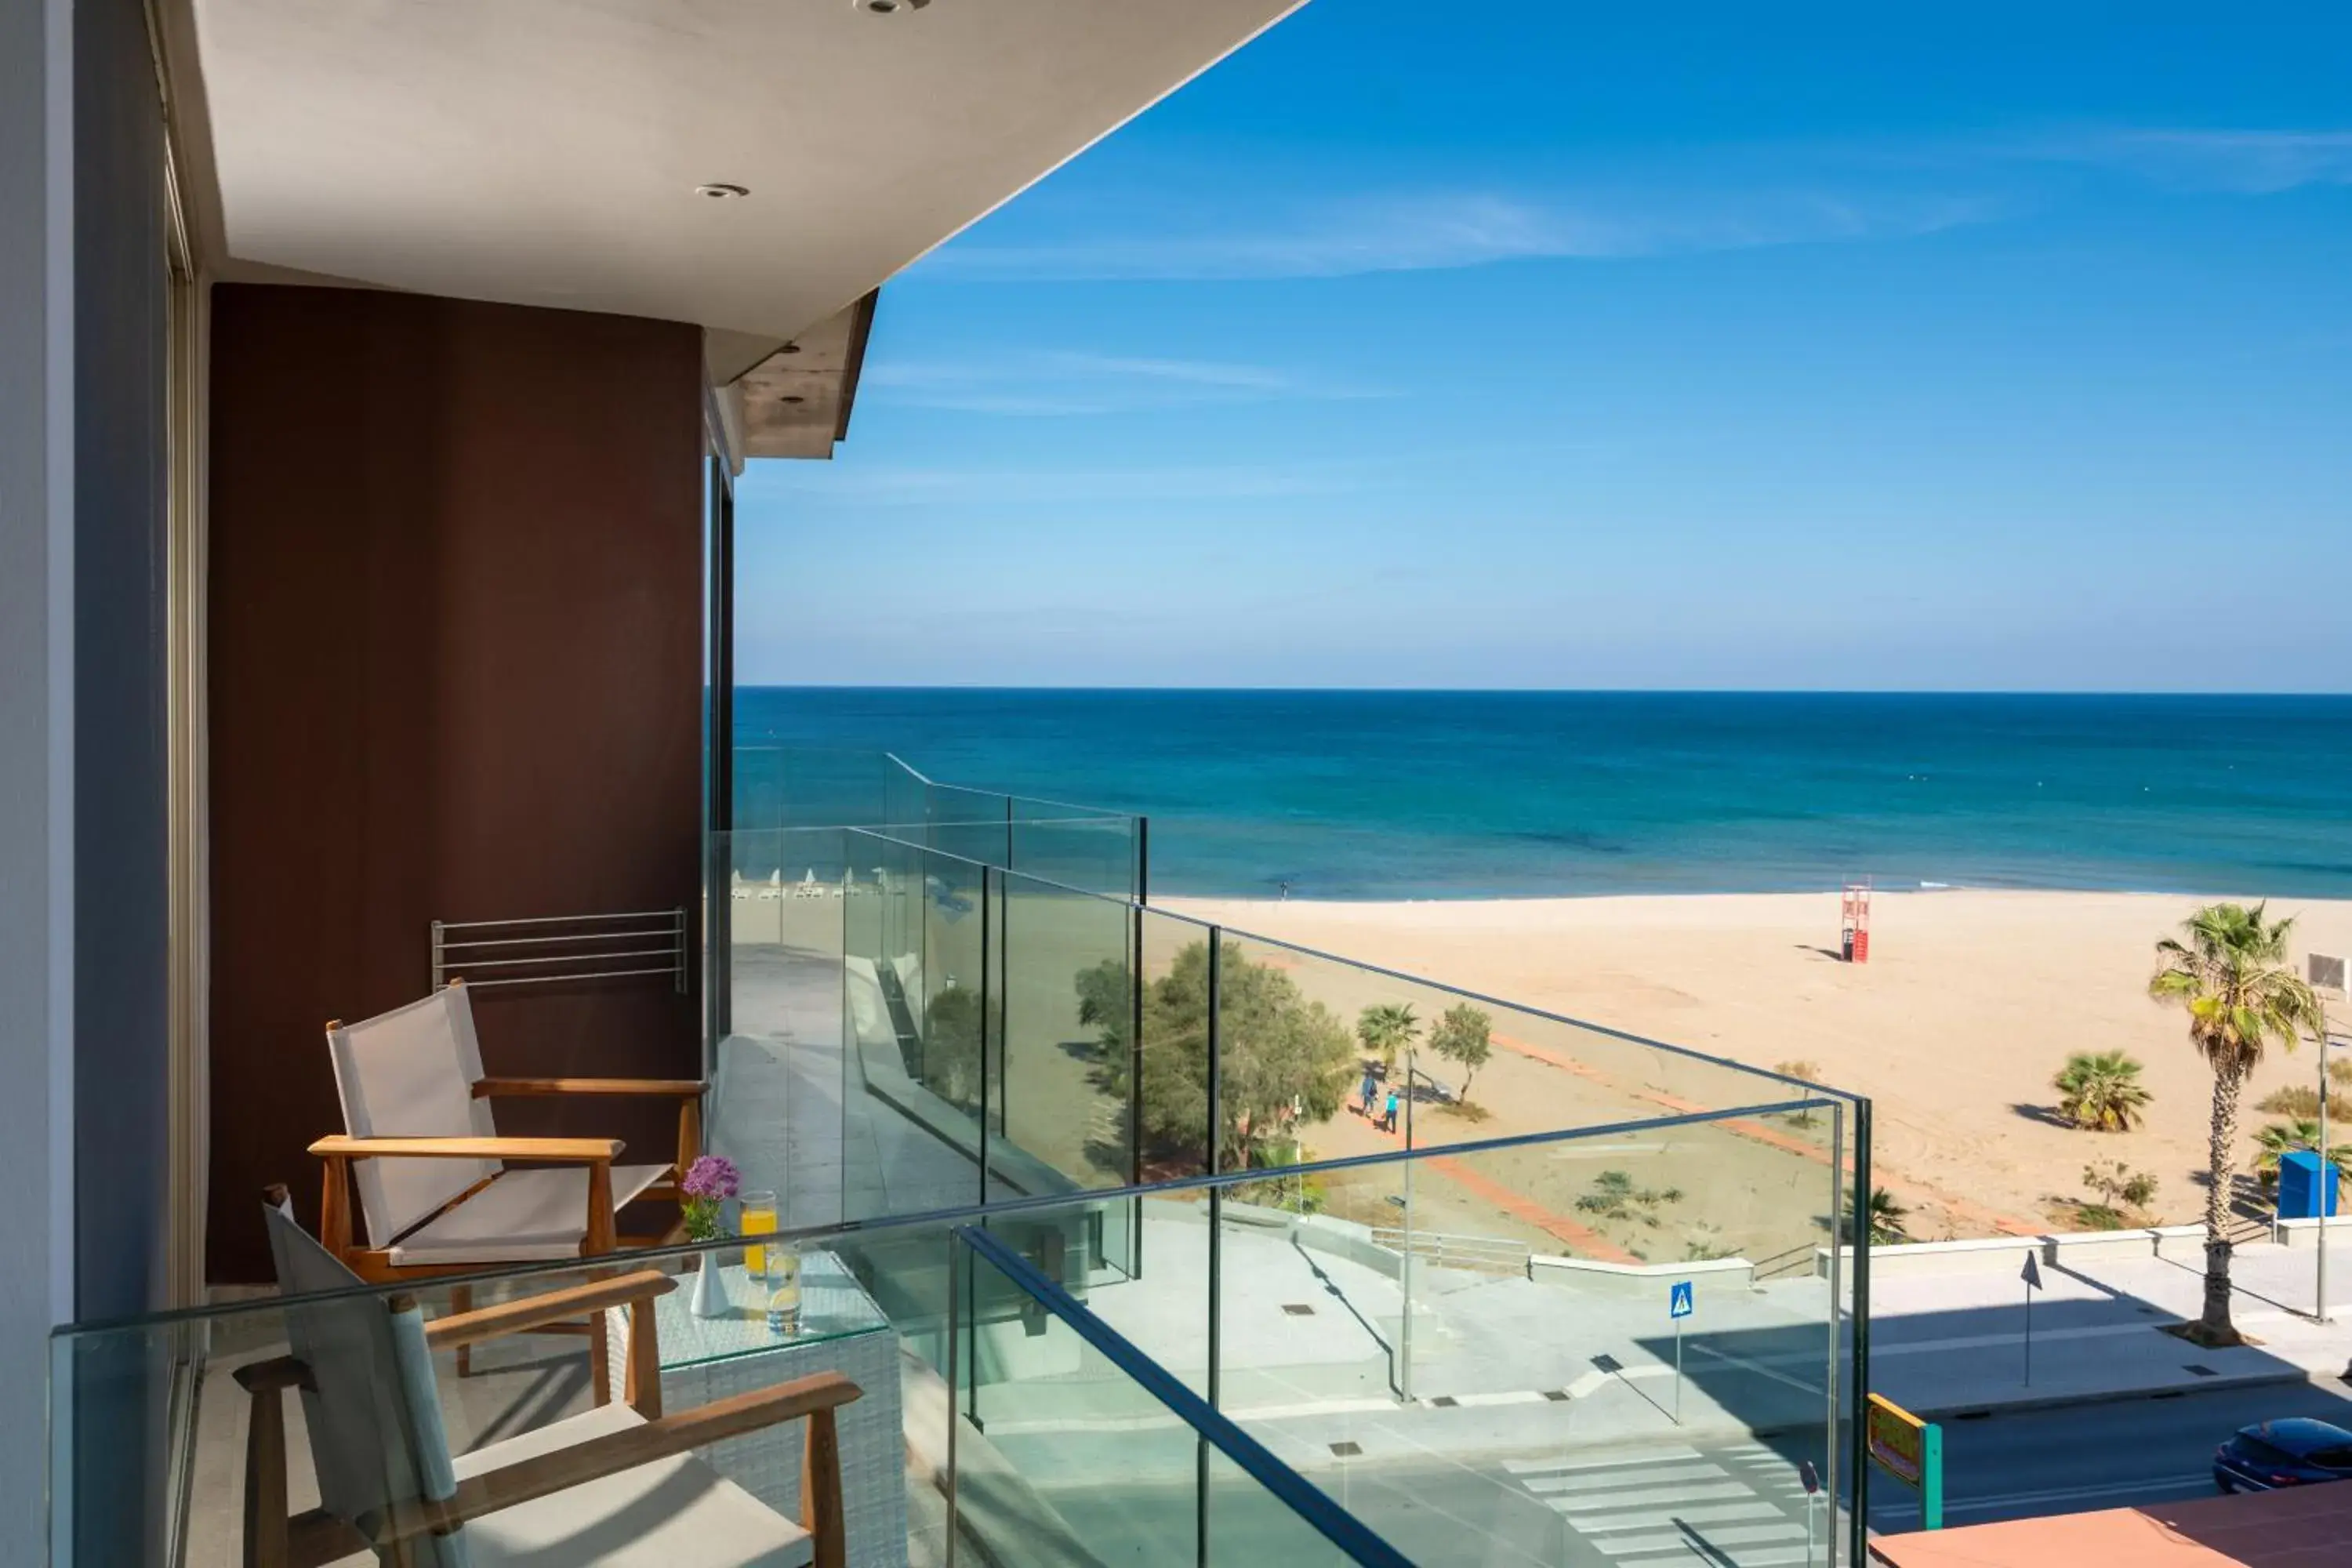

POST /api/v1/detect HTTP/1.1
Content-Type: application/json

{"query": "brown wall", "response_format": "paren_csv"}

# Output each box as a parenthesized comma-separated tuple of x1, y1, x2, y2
(206, 285, 706, 1282)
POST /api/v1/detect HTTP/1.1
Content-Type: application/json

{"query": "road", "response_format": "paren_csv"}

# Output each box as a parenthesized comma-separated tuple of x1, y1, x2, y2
(1018, 1382, 2352, 1564)
(1026, 1430, 1841, 1566)
(1864, 1381, 2352, 1534)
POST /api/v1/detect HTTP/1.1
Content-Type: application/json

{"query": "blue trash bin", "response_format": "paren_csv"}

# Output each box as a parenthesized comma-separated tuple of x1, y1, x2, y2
(2278, 1149, 2339, 1221)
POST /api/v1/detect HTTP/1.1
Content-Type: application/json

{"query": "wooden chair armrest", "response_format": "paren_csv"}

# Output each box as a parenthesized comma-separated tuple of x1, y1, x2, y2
(381, 1373, 863, 1542)
(424, 1269, 677, 1351)
(474, 1077, 706, 1099)
(233, 1354, 313, 1394)
(309, 1134, 624, 1162)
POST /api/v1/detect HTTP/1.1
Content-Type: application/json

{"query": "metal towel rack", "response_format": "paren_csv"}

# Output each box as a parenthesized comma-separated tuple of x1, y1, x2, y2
(431, 909, 688, 993)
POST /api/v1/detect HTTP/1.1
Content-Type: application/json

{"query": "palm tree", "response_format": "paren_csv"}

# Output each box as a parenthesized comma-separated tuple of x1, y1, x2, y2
(2052, 1050, 2154, 1131)
(1838, 1186, 1911, 1246)
(1354, 1003, 1419, 1078)
(2151, 902, 2323, 1346)
(2252, 1120, 2351, 1196)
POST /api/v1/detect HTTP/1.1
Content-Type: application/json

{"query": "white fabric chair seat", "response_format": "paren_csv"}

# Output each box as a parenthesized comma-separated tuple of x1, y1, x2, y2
(452, 1402, 815, 1567)
(390, 1163, 670, 1265)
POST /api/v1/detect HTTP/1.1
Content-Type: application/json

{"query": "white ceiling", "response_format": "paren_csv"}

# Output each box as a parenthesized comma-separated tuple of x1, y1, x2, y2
(182, 0, 1305, 368)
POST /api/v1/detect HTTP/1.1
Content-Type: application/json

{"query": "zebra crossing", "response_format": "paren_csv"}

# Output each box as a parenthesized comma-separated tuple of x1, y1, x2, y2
(1504, 1442, 1831, 1566)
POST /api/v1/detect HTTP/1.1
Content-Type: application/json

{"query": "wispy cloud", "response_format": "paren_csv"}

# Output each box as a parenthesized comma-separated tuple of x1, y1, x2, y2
(2020, 127, 2352, 194)
(741, 457, 1366, 508)
(862, 348, 1391, 415)
(922, 187, 1999, 283)
(913, 124, 2352, 285)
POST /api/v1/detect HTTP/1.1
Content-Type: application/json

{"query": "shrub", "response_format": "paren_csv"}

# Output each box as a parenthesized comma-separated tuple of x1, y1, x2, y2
(1777, 1060, 1824, 1127)
(2256, 1085, 2352, 1121)
(2082, 1159, 2158, 1221)
(2053, 1050, 2153, 1132)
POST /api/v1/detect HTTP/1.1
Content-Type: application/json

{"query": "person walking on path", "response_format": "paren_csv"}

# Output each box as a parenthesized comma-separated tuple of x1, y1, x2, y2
(1359, 1069, 1379, 1119)
(1382, 1087, 1401, 1134)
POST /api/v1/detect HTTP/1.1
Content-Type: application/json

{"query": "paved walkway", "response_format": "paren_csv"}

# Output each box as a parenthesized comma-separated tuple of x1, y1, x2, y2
(1864, 1239, 2352, 1417)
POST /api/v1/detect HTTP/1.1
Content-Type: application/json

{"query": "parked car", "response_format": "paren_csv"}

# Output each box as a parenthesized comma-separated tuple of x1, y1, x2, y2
(2213, 1418, 2352, 1492)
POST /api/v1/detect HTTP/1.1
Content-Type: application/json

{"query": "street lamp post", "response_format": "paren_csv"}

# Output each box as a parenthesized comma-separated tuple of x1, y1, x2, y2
(2311, 953, 2347, 1326)
(1399, 1058, 1433, 1403)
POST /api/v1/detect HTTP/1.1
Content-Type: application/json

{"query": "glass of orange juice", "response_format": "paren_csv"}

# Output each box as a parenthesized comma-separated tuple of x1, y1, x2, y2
(739, 1190, 779, 1281)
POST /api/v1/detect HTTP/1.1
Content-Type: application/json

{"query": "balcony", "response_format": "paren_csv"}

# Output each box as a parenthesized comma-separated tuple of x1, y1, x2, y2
(54, 757, 1871, 1566)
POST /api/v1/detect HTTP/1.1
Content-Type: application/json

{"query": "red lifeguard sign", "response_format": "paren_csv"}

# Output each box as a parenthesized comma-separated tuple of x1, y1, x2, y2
(1842, 880, 1873, 964)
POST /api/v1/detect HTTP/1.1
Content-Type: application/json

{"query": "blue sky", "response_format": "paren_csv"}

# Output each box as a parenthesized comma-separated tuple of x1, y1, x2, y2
(736, 3, 2352, 691)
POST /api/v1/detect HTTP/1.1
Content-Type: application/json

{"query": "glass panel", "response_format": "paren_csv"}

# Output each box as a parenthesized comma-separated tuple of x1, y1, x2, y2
(924, 783, 1013, 869)
(917, 839, 988, 1131)
(956, 1229, 1203, 1566)
(731, 743, 894, 833)
(1223, 1117, 1842, 1563)
(995, 867, 1137, 1207)
(724, 746, 1142, 899)
(1137, 907, 1215, 1182)
(953, 1222, 1403, 1567)
(1203, 1446, 1368, 1566)
(1210, 929, 1370, 1177)
(1011, 794, 1142, 902)
(713, 828, 849, 1229)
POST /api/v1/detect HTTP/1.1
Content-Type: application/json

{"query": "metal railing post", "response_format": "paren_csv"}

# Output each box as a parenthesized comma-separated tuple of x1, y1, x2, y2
(978, 866, 992, 1208)
(1825, 1098, 1844, 1568)
(1849, 1097, 1873, 1565)
(1201, 925, 1224, 1564)
(946, 1231, 963, 1568)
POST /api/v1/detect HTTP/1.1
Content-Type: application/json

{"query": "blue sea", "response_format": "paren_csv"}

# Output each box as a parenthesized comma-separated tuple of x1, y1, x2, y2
(735, 689, 2352, 901)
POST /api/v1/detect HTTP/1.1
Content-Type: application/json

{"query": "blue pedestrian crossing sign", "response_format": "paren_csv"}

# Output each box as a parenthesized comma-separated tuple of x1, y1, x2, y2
(1669, 1280, 1694, 1319)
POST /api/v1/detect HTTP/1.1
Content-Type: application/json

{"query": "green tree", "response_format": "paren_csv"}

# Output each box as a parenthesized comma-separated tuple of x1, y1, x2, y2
(920, 983, 984, 1110)
(2052, 1050, 2154, 1132)
(1074, 940, 1354, 1172)
(2151, 902, 2324, 1345)
(1356, 1003, 1420, 1077)
(1428, 1003, 1494, 1102)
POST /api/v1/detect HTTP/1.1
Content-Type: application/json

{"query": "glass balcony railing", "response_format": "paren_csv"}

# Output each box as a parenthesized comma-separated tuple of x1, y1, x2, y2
(54, 1113, 1857, 1567)
(729, 746, 1145, 902)
(714, 828, 1867, 1225)
(702, 826, 1871, 1563)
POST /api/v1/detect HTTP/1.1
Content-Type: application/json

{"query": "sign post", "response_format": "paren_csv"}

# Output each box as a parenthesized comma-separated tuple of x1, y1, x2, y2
(1867, 1392, 1944, 1530)
(2021, 1250, 2042, 1386)
(1669, 1279, 1693, 1425)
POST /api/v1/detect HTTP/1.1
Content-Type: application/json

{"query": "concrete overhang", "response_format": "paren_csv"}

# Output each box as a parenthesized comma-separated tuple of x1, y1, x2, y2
(158, 0, 1308, 456)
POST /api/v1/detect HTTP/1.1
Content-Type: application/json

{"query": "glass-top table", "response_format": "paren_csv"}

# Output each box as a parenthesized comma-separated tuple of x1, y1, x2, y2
(649, 1250, 891, 1369)
(606, 1250, 907, 1568)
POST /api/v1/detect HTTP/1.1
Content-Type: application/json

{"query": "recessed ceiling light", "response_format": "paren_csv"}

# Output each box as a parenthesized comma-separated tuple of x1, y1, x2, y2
(860, 0, 929, 13)
(695, 183, 750, 200)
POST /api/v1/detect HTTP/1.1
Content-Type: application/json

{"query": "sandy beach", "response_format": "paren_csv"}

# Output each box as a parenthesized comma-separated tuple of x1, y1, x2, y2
(1162, 890, 2352, 1243)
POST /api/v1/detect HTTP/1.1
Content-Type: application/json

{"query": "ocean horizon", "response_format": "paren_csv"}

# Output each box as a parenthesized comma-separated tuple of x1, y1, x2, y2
(735, 688, 2352, 902)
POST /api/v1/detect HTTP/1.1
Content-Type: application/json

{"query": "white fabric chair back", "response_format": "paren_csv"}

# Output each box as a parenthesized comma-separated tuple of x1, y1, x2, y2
(326, 985, 499, 1246)
(263, 1198, 470, 1566)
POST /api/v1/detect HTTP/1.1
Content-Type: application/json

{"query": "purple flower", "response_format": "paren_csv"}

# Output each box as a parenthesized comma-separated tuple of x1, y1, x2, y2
(682, 1154, 739, 1201)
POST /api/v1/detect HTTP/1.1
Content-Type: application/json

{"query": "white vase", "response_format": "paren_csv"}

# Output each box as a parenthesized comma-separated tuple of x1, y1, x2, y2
(689, 1254, 728, 1318)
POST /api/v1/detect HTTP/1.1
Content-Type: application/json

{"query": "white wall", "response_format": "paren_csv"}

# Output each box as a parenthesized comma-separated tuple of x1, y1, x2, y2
(0, 3, 78, 1566)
